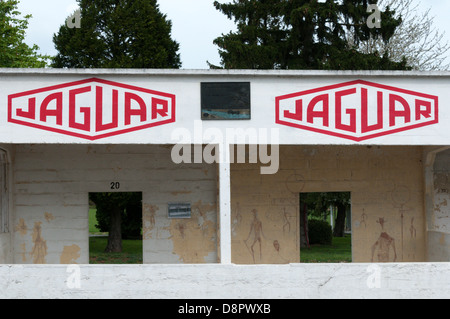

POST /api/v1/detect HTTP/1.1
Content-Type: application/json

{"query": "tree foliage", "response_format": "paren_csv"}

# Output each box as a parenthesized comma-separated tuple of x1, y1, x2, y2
(302, 192, 350, 216)
(92, 192, 142, 239)
(0, 0, 49, 67)
(301, 192, 351, 238)
(212, 0, 409, 70)
(308, 219, 332, 245)
(52, 0, 181, 68)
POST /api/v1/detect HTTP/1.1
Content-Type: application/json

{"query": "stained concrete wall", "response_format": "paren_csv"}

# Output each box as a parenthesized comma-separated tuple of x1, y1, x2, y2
(0, 146, 13, 264)
(231, 145, 426, 264)
(2, 144, 447, 265)
(10, 144, 217, 264)
(0, 233, 11, 263)
(427, 149, 450, 261)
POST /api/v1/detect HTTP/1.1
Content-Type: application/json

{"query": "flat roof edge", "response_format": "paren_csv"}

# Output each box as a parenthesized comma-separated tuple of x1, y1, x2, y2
(1, 68, 450, 77)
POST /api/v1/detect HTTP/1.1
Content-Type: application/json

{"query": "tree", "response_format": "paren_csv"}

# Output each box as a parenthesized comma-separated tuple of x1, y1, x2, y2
(56, 0, 180, 253)
(211, 0, 287, 69)
(328, 192, 351, 237)
(90, 193, 142, 253)
(52, 0, 181, 68)
(300, 192, 351, 248)
(356, 0, 450, 70)
(212, 0, 409, 70)
(94, 192, 143, 241)
(0, 0, 50, 67)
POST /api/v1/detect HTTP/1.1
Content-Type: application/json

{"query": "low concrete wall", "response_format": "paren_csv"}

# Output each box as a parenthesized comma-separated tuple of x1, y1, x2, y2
(0, 263, 449, 299)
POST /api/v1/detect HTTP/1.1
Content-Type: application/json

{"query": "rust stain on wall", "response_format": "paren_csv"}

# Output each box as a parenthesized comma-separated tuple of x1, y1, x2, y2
(244, 209, 265, 263)
(238, 207, 292, 264)
(371, 217, 397, 262)
(440, 234, 446, 245)
(15, 218, 28, 236)
(192, 200, 216, 217)
(232, 202, 243, 236)
(20, 243, 27, 262)
(30, 221, 47, 264)
(142, 204, 158, 240)
(44, 212, 55, 223)
(169, 200, 216, 263)
(60, 245, 81, 264)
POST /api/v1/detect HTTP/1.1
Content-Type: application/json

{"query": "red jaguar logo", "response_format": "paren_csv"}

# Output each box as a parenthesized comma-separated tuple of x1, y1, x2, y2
(8, 78, 176, 140)
(276, 80, 439, 141)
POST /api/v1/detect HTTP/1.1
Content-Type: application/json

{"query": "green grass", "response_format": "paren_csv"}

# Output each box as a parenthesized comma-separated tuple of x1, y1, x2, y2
(89, 236, 143, 264)
(300, 235, 352, 263)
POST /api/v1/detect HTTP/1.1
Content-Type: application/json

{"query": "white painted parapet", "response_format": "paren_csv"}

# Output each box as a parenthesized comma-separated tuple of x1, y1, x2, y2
(0, 263, 449, 299)
(1, 69, 450, 145)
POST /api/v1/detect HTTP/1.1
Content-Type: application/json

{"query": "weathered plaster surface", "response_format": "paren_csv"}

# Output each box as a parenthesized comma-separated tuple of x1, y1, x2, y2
(60, 245, 81, 264)
(0, 233, 11, 264)
(231, 145, 426, 264)
(0, 263, 449, 299)
(12, 144, 217, 264)
(4, 143, 447, 264)
(432, 150, 450, 232)
(427, 148, 450, 261)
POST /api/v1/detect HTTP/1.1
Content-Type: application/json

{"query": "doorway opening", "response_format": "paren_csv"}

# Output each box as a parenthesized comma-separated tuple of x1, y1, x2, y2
(89, 192, 143, 264)
(300, 192, 352, 263)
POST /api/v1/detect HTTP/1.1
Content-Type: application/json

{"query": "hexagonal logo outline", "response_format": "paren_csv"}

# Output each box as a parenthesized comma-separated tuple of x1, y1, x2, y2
(275, 80, 439, 142)
(8, 78, 176, 141)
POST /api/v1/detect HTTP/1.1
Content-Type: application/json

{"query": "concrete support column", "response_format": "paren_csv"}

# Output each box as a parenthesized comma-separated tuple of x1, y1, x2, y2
(0, 146, 12, 264)
(218, 143, 232, 264)
(423, 146, 450, 261)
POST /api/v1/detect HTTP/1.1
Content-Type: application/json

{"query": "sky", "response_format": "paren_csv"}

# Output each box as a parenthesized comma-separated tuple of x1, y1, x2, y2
(15, 0, 450, 69)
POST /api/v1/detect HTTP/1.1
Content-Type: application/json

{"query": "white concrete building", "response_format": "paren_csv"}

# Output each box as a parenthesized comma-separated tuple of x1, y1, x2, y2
(0, 69, 448, 298)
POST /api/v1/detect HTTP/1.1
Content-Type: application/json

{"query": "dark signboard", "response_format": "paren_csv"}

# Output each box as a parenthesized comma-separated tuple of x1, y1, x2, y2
(168, 203, 191, 219)
(201, 82, 251, 120)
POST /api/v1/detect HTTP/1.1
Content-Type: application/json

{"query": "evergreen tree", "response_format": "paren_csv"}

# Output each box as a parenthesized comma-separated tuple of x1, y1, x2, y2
(213, 0, 409, 70)
(0, 0, 49, 67)
(212, 0, 287, 69)
(52, 0, 181, 68)
(90, 192, 142, 253)
(54, 1, 181, 254)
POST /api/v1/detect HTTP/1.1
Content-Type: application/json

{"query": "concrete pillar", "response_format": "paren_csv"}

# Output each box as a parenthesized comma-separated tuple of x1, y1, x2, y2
(423, 146, 450, 261)
(218, 143, 232, 264)
(0, 147, 12, 263)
